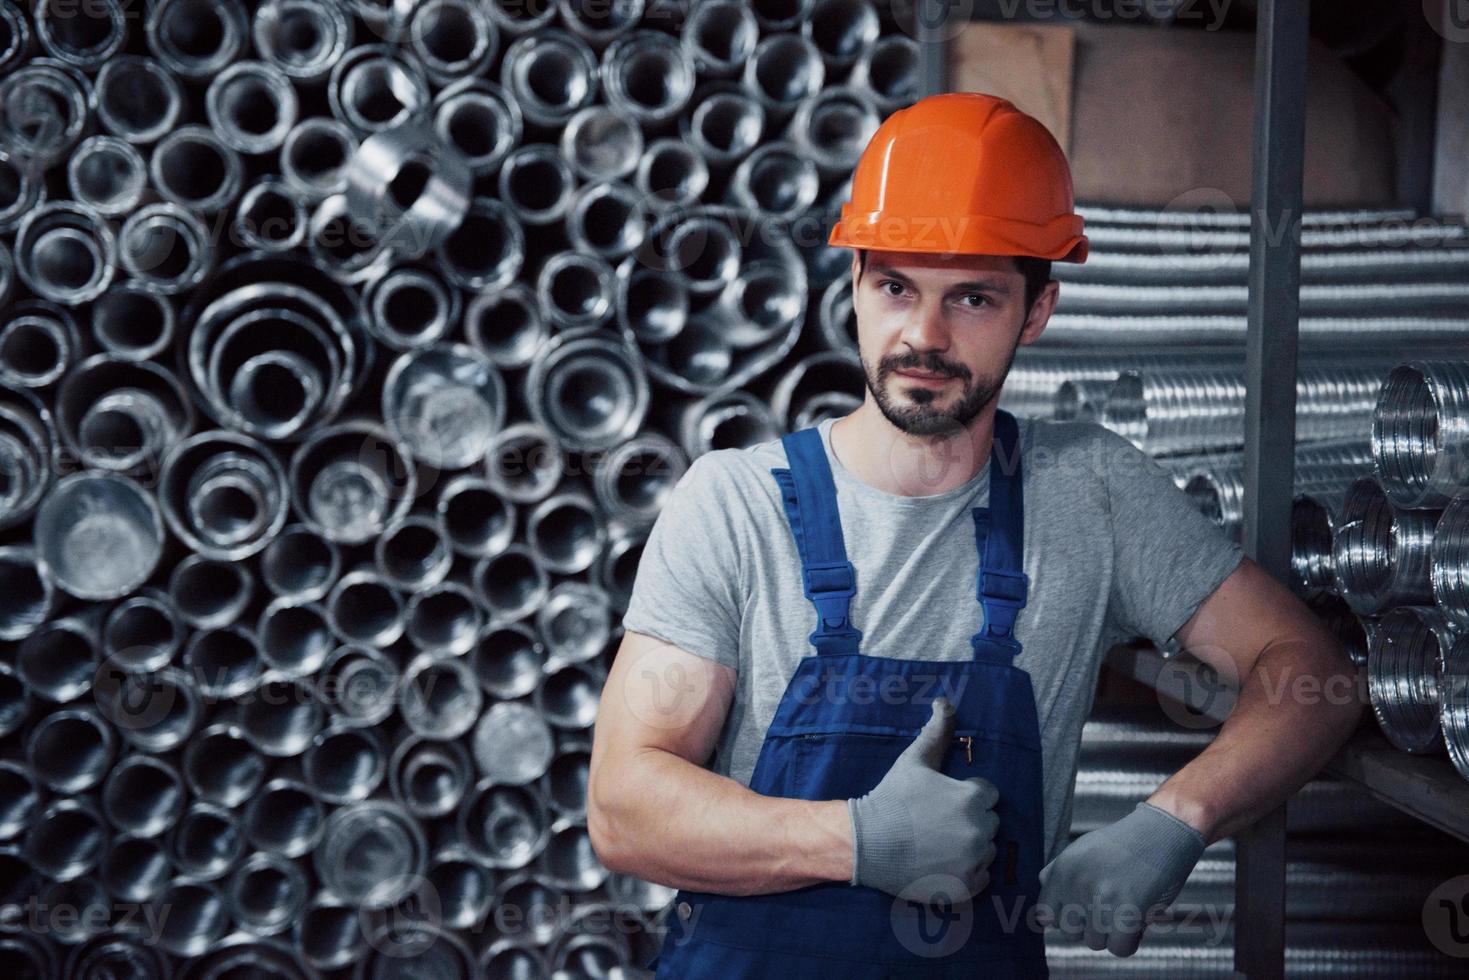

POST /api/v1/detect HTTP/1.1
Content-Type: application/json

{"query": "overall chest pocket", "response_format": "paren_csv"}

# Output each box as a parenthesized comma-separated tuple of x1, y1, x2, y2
(791, 730, 991, 803)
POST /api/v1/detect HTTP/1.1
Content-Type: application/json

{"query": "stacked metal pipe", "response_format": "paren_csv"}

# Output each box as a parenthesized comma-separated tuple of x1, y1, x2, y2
(1021, 208, 1469, 793)
(1163, 356, 1469, 787)
(0, 0, 920, 973)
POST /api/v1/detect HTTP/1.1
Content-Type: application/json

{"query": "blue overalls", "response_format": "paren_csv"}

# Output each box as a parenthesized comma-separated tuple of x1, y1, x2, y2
(649, 409, 1049, 979)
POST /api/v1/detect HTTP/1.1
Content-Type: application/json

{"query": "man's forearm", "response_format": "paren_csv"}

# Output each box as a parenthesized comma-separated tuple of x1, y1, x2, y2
(1149, 635, 1363, 843)
(589, 744, 853, 895)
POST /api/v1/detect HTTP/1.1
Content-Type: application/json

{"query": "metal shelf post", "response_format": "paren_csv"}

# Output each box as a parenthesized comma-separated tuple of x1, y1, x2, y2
(1238, 0, 1312, 976)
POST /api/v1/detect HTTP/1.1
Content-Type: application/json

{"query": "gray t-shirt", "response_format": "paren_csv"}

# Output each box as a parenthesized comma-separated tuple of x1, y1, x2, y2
(620, 415, 1243, 864)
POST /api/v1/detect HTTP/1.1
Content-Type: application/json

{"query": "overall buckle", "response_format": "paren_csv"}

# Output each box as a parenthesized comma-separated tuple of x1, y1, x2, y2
(978, 568, 1029, 607)
(805, 560, 861, 649)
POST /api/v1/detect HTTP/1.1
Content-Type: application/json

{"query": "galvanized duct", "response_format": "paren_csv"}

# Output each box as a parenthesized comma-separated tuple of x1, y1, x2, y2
(1331, 477, 1439, 615)
(1053, 245, 1469, 288)
(1368, 605, 1455, 755)
(1175, 441, 1373, 593)
(1178, 440, 1369, 534)
(1082, 221, 1468, 254)
(1167, 849, 1444, 923)
(1432, 495, 1469, 630)
(1056, 280, 1469, 318)
(1101, 366, 1381, 456)
(1045, 315, 1469, 351)
(630, 205, 806, 396)
(1076, 205, 1419, 228)
(1047, 924, 1466, 978)
(1372, 361, 1469, 510)
(1307, 593, 1376, 668)
(1004, 347, 1241, 420)
(1438, 630, 1469, 783)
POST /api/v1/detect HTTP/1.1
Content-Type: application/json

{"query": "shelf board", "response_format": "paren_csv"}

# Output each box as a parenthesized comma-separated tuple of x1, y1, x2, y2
(1104, 643, 1469, 845)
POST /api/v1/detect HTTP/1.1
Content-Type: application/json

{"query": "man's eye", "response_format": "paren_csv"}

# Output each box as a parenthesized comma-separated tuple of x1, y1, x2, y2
(881, 281, 904, 296)
(960, 294, 986, 308)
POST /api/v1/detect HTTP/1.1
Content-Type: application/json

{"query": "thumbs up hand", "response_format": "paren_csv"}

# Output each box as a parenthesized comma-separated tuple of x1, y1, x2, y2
(847, 698, 1001, 904)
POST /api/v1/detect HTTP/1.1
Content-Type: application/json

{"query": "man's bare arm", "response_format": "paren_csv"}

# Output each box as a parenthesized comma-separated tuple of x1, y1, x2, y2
(1147, 558, 1364, 842)
(587, 629, 853, 895)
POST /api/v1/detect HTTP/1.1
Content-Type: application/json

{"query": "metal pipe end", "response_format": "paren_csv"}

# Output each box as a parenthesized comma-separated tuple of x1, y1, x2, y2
(118, 202, 213, 295)
(253, 0, 354, 82)
(237, 674, 325, 759)
(525, 329, 650, 451)
(169, 554, 256, 630)
(281, 117, 358, 199)
(438, 476, 516, 558)
(318, 643, 401, 728)
(472, 544, 550, 622)
(326, 567, 406, 648)
(434, 78, 523, 176)
(90, 283, 175, 361)
(182, 723, 267, 808)
(499, 30, 599, 128)
(149, 124, 244, 215)
(471, 622, 547, 700)
(401, 653, 483, 740)
(146, 0, 248, 78)
(593, 433, 687, 526)
(243, 778, 326, 859)
(236, 179, 309, 252)
(390, 735, 472, 818)
(366, 266, 458, 349)
(602, 30, 694, 125)
(408, 0, 499, 82)
(465, 282, 547, 370)
(433, 197, 526, 291)
(376, 514, 452, 591)
(14, 202, 117, 306)
(406, 581, 484, 656)
(93, 55, 183, 144)
(67, 136, 146, 218)
(207, 60, 300, 154)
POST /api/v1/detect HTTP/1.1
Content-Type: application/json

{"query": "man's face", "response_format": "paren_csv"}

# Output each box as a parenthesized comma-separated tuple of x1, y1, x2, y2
(851, 250, 1055, 437)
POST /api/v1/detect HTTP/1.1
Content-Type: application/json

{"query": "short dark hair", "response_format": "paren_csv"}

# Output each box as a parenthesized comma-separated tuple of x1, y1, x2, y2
(855, 249, 1053, 313)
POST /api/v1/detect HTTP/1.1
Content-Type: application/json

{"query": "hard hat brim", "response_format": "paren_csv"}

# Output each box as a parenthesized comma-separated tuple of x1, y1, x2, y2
(828, 212, 1089, 264)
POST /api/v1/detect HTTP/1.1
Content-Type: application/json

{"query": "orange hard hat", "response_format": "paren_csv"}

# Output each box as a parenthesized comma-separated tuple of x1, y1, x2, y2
(828, 92, 1088, 263)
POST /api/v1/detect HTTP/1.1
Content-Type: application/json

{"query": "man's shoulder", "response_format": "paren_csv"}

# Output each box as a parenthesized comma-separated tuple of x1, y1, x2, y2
(677, 437, 789, 502)
(1015, 416, 1148, 492)
(1019, 415, 1139, 459)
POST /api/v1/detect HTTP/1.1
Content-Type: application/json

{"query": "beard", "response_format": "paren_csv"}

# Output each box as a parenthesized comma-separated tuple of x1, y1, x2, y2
(863, 342, 1019, 437)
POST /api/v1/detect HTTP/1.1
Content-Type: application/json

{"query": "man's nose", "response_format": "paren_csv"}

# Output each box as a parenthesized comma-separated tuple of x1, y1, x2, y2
(899, 301, 951, 354)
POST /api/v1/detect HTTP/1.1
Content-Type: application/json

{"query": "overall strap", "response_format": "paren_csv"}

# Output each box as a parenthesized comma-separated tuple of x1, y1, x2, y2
(971, 409, 1029, 658)
(770, 428, 863, 656)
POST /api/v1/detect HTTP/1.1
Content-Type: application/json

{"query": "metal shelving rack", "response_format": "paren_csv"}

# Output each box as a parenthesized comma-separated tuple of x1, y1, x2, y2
(920, 0, 1466, 976)
(1107, 643, 1469, 849)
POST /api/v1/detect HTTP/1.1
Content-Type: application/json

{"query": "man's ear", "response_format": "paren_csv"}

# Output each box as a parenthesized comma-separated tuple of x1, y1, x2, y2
(1017, 280, 1059, 348)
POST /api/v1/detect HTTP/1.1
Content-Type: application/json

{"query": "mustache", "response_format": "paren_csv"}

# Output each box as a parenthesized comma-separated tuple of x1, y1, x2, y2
(882, 353, 969, 380)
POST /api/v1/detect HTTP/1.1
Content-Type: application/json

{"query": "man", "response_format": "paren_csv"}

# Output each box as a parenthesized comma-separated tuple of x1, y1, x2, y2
(588, 93, 1361, 976)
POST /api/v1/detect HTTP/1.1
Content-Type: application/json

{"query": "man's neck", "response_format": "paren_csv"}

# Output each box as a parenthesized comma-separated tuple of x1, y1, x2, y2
(828, 401, 997, 498)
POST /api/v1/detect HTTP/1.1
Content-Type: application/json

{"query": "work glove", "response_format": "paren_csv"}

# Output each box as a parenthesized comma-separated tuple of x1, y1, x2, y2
(1034, 800, 1207, 957)
(847, 697, 1000, 905)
